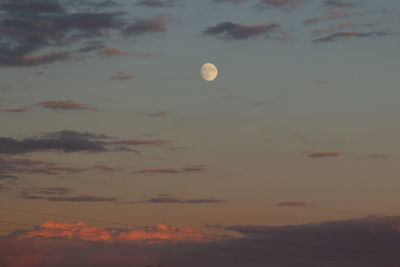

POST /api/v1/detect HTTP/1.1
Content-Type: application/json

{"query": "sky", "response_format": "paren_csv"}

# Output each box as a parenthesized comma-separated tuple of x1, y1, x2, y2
(0, 0, 400, 266)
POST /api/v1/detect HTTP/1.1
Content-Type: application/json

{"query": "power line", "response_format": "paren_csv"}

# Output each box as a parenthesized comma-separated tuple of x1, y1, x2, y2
(52, 175, 372, 217)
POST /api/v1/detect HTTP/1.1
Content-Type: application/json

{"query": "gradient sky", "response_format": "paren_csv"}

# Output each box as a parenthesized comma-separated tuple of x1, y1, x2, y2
(1, 0, 400, 266)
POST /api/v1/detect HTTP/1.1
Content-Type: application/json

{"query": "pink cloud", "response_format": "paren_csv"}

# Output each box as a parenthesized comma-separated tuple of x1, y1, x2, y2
(111, 72, 134, 80)
(97, 48, 152, 57)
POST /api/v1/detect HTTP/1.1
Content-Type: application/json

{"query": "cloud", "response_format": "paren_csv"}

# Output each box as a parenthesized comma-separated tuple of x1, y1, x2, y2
(111, 72, 134, 80)
(0, 106, 29, 113)
(2, 216, 400, 266)
(257, 0, 307, 9)
(16, 221, 210, 243)
(124, 15, 172, 36)
(313, 31, 388, 42)
(310, 21, 383, 36)
(144, 111, 172, 117)
(204, 21, 279, 40)
(0, 0, 163, 67)
(135, 166, 206, 174)
(111, 139, 169, 146)
(324, 0, 358, 8)
(20, 192, 117, 202)
(0, 156, 81, 180)
(0, 1, 64, 13)
(136, 0, 176, 7)
(305, 9, 357, 24)
(34, 187, 71, 195)
(145, 196, 228, 204)
(97, 48, 152, 57)
(276, 201, 316, 207)
(307, 152, 344, 158)
(214, 0, 249, 4)
(37, 100, 96, 111)
(0, 0, 123, 67)
(0, 130, 109, 154)
(46, 195, 117, 202)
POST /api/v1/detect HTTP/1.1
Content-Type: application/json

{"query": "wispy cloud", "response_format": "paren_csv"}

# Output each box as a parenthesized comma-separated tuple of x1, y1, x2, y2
(313, 31, 388, 42)
(0, 106, 29, 113)
(145, 196, 228, 204)
(305, 10, 357, 24)
(111, 139, 169, 146)
(276, 201, 316, 207)
(144, 111, 173, 117)
(97, 48, 152, 57)
(111, 72, 134, 80)
(136, 0, 176, 8)
(204, 21, 279, 40)
(37, 100, 96, 111)
(257, 0, 307, 9)
(307, 152, 344, 158)
(135, 166, 206, 174)
(324, 0, 358, 8)
(124, 15, 172, 36)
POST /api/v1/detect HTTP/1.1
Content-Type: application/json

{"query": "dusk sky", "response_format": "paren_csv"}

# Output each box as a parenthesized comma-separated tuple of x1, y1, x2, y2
(1, 0, 400, 266)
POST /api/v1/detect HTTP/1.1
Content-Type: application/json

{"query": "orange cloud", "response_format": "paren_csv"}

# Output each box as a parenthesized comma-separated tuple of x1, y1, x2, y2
(17, 221, 211, 243)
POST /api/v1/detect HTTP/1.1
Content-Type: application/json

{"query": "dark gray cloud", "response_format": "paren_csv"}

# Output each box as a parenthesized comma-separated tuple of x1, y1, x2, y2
(146, 196, 228, 204)
(135, 166, 206, 174)
(124, 15, 172, 36)
(0, 0, 122, 67)
(314, 31, 388, 42)
(0, 129, 165, 162)
(307, 152, 344, 158)
(0, 156, 83, 180)
(0, 131, 107, 154)
(257, 0, 307, 9)
(20, 192, 117, 202)
(0, 0, 65, 13)
(136, 0, 175, 7)
(0, 0, 166, 67)
(324, 0, 358, 8)
(276, 201, 316, 207)
(204, 21, 279, 40)
(214, 0, 249, 4)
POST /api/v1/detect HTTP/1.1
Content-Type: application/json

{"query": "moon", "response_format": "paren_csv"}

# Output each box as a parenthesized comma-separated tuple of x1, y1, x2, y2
(201, 63, 218, 81)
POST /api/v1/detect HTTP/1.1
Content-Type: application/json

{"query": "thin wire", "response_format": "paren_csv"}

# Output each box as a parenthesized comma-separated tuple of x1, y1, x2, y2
(53, 175, 372, 217)
(2, 207, 399, 260)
